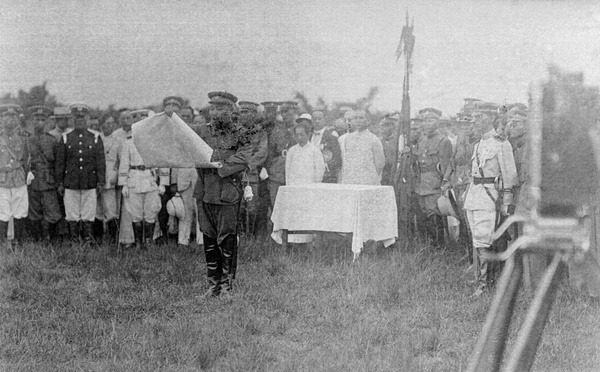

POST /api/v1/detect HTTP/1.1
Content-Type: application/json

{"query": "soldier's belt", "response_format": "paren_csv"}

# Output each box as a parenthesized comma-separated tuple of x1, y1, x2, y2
(130, 165, 146, 171)
(473, 177, 496, 185)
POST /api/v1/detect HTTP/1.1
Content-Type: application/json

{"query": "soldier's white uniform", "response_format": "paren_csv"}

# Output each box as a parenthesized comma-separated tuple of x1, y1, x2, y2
(118, 138, 166, 224)
(464, 128, 518, 291)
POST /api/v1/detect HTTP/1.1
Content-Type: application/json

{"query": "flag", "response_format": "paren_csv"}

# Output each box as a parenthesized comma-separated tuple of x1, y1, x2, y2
(395, 11, 415, 63)
(132, 112, 217, 168)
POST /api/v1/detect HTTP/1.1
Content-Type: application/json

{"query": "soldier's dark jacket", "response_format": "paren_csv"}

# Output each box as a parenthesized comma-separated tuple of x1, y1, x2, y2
(28, 132, 58, 191)
(193, 122, 252, 205)
(414, 130, 453, 196)
(266, 125, 295, 184)
(0, 131, 29, 188)
(55, 128, 105, 190)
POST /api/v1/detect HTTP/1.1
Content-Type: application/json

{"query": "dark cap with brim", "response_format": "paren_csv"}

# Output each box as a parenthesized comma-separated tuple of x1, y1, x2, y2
(0, 103, 22, 115)
(208, 91, 238, 106)
(163, 96, 183, 108)
(69, 103, 91, 117)
(28, 105, 53, 118)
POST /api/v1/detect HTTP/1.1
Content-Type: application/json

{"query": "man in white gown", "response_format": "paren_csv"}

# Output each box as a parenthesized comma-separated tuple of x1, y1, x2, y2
(284, 114, 325, 243)
(339, 110, 385, 185)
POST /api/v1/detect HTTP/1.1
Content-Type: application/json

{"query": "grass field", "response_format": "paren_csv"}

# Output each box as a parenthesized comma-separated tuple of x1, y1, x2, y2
(1, 234, 599, 371)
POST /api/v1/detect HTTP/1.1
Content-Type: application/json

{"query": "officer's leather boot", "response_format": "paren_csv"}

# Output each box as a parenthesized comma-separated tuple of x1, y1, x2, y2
(473, 248, 491, 297)
(202, 234, 221, 298)
(47, 222, 59, 243)
(132, 222, 144, 251)
(68, 221, 80, 243)
(93, 219, 104, 245)
(81, 221, 94, 245)
(434, 215, 446, 249)
(107, 219, 118, 246)
(144, 222, 155, 248)
(219, 234, 237, 298)
(28, 219, 43, 242)
(0, 220, 8, 246)
(13, 218, 27, 247)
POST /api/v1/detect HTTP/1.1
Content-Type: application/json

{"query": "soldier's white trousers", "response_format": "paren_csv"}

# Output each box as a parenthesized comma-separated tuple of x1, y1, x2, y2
(465, 209, 495, 249)
(64, 189, 96, 222)
(0, 185, 28, 221)
(124, 190, 161, 223)
(177, 186, 196, 246)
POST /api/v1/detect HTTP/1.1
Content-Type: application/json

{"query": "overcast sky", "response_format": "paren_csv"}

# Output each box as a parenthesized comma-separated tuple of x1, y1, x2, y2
(1, 0, 599, 115)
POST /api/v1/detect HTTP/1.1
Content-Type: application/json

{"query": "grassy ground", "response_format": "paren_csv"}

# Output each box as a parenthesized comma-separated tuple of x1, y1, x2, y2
(1, 234, 599, 371)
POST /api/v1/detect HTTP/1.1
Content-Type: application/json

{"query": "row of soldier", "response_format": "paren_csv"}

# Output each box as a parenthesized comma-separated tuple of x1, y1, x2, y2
(0, 94, 527, 297)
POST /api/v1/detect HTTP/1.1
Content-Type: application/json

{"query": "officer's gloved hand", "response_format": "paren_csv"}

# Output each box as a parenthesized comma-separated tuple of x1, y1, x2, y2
(501, 205, 510, 216)
(165, 106, 174, 118)
(122, 185, 130, 197)
(244, 185, 254, 202)
(26, 171, 35, 185)
(158, 184, 165, 195)
(57, 184, 65, 197)
(259, 168, 269, 180)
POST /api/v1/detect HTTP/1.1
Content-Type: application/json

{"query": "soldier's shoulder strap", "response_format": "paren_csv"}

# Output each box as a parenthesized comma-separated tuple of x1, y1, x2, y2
(62, 132, 69, 144)
(87, 129, 101, 143)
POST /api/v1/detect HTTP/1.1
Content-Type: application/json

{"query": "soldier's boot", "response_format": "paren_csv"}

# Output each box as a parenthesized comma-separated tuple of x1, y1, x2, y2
(133, 222, 144, 251)
(434, 215, 447, 249)
(0, 220, 8, 247)
(68, 221, 80, 243)
(424, 216, 437, 247)
(143, 222, 155, 250)
(27, 219, 42, 242)
(41, 220, 51, 242)
(106, 219, 118, 246)
(219, 234, 237, 299)
(81, 221, 95, 246)
(93, 219, 104, 245)
(13, 218, 27, 248)
(202, 234, 222, 298)
(47, 222, 59, 243)
(473, 248, 491, 297)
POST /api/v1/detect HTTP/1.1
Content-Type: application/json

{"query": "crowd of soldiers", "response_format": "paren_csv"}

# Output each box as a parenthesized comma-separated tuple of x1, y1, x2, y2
(0, 93, 528, 297)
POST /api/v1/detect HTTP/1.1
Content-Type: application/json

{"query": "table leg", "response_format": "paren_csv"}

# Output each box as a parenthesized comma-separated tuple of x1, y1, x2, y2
(282, 229, 288, 252)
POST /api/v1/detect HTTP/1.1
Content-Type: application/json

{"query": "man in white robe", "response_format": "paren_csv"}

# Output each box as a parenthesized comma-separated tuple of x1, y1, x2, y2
(284, 115, 325, 243)
(339, 110, 385, 185)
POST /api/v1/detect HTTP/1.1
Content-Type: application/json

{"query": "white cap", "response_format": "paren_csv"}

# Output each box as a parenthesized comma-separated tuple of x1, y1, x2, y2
(296, 113, 312, 123)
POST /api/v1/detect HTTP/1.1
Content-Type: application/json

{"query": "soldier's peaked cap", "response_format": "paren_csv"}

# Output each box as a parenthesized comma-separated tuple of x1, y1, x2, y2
(261, 101, 279, 109)
(279, 101, 298, 109)
(69, 103, 91, 116)
(0, 103, 22, 115)
(163, 96, 183, 108)
(473, 101, 499, 114)
(52, 106, 71, 118)
(296, 113, 312, 123)
(238, 101, 259, 111)
(28, 105, 52, 117)
(208, 91, 238, 105)
(418, 108, 442, 119)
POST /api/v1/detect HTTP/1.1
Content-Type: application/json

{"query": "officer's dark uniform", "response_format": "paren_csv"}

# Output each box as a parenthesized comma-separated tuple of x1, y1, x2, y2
(26, 106, 62, 241)
(193, 91, 251, 297)
(55, 104, 105, 243)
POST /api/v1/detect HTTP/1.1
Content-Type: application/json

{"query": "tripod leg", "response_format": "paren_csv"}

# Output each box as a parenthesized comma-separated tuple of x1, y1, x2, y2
(502, 252, 564, 372)
(466, 252, 523, 372)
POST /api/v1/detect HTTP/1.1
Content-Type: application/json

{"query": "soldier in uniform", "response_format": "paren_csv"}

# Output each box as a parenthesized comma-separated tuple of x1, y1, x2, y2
(111, 109, 136, 248)
(265, 101, 297, 208)
(379, 114, 399, 186)
(118, 118, 167, 251)
(311, 107, 341, 183)
(238, 101, 268, 236)
(162, 99, 200, 250)
(99, 115, 120, 245)
(158, 96, 184, 244)
(463, 102, 518, 296)
(55, 104, 105, 244)
(414, 108, 453, 247)
(193, 91, 251, 298)
(25, 106, 62, 242)
(0, 104, 30, 246)
(48, 107, 72, 140)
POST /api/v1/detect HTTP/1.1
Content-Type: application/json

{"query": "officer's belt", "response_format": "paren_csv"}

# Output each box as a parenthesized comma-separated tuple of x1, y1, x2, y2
(130, 165, 146, 170)
(473, 177, 496, 185)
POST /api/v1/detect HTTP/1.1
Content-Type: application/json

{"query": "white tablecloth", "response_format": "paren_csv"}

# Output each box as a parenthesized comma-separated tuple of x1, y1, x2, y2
(271, 183, 398, 257)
